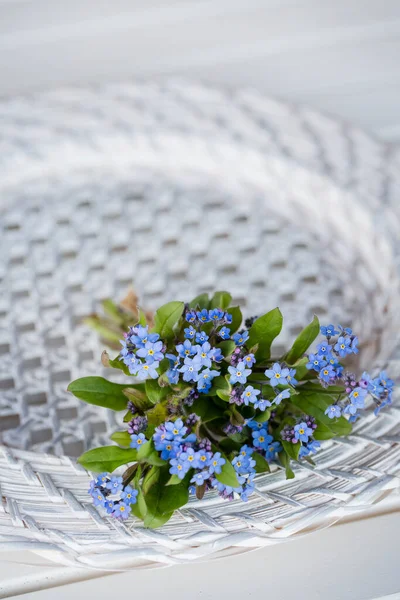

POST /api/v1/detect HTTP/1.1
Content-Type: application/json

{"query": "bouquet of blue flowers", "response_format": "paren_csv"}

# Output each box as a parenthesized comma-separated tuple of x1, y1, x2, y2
(69, 292, 394, 528)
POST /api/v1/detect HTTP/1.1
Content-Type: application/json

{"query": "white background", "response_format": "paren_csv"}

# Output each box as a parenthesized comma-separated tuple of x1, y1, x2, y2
(0, 0, 399, 141)
(0, 2, 399, 598)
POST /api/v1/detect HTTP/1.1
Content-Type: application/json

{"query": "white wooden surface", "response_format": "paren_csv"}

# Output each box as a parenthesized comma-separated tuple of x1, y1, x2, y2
(0, 509, 399, 600)
(0, 0, 400, 141)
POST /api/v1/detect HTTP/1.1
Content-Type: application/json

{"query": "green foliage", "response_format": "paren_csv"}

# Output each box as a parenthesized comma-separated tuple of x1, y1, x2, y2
(279, 451, 295, 479)
(210, 291, 232, 309)
(189, 293, 209, 309)
(210, 375, 232, 401)
(282, 440, 301, 461)
(110, 431, 131, 447)
(123, 385, 153, 411)
(252, 452, 270, 473)
(145, 379, 168, 404)
(285, 315, 320, 365)
(78, 446, 138, 472)
(191, 396, 222, 422)
(152, 301, 184, 339)
(67, 377, 128, 411)
(136, 440, 167, 466)
(247, 308, 283, 362)
(143, 467, 189, 528)
(215, 454, 240, 488)
(291, 391, 352, 438)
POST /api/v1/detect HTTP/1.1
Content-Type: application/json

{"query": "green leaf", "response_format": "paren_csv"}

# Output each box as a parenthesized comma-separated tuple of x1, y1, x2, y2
(210, 375, 231, 401)
(123, 385, 153, 411)
(131, 487, 147, 520)
(247, 308, 283, 361)
(107, 355, 131, 376)
(142, 466, 161, 494)
(146, 403, 168, 429)
(215, 454, 240, 488)
(67, 377, 128, 411)
(218, 340, 236, 359)
(225, 306, 243, 333)
(210, 291, 232, 310)
(137, 440, 166, 466)
(252, 452, 270, 473)
(254, 408, 271, 423)
(78, 446, 137, 472)
(191, 396, 222, 422)
(189, 293, 209, 309)
(110, 431, 131, 447)
(282, 440, 301, 461)
(143, 468, 189, 527)
(279, 451, 295, 479)
(152, 301, 184, 339)
(166, 474, 183, 486)
(292, 391, 352, 437)
(285, 315, 320, 365)
(137, 309, 147, 326)
(145, 379, 168, 405)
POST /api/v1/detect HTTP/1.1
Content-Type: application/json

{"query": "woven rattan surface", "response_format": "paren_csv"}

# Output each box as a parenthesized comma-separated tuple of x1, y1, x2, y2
(0, 81, 399, 568)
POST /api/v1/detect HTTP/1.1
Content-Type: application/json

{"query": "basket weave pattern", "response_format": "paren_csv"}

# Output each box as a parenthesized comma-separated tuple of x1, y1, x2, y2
(0, 82, 399, 569)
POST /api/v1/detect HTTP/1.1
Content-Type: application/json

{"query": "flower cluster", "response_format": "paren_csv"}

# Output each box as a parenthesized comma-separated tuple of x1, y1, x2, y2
(75, 295, 395, 528)
(89, 473, 138, 519)
(120, 325, 165, 379)
(281, 415, 320, 458)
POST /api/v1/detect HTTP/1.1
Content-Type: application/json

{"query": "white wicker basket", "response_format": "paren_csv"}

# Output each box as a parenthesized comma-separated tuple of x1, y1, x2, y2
(0, 81, 399, 570)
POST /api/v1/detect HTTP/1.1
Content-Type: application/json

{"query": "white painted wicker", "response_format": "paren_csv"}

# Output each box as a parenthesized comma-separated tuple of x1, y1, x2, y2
(0, 81, 399, 570)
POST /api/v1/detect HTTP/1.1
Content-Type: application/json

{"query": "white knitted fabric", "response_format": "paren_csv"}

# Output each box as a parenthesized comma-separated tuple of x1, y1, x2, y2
(0, 81, 399, 569)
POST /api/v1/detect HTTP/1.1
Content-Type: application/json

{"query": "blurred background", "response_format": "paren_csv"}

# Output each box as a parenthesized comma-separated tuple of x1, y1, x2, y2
(1, 0, 400, 142)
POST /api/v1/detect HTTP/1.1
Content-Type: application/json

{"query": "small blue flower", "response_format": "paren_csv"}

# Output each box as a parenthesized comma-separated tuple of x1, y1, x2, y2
(210, 347, 223, 362)
(91, 488, 106, 507)
(317, 342, 332, 356)
(179, 357, 201, 382)
(343, 403, 359, 416)
(169, 457, 190, 479)
(190, 471, 210, 486)
(105, 499, 116, 514)
(293, 422, 313, 443)
(349, 386, 367, 408)
(307, 440, 321, 454)
(238, 445, 254, 457)
(208, 452, 225, 474)
(325, 404, 342, 419)
(320, 324, 339, 338)
(232, 330, 249, 346)
(184, 325, 196, 340)
(166, 367, 179, 385)
(218, 326, 231, 340)
(351, 336, 359, 354)
(299, 445, 310, 458)
(374, 393, 393, 415)
(136, 361, 160, 380)
(265, 441, 282, 460)
(254, 397, 272, 410)
(209, 308, 225, 322)
(306, 353, 327, 372)
(195, 342, 214, 368)
(264, 363, 290, 387)
(176, 339, 196, 358)
(243, 353, 256, 367)
(232, 455, 255, 474)
(179, 447, 197, 470)
(130, 326, 159, 348)
(112, 501, 130, 519)
(334, 336, 352, 358)
(121, 486, 138, 505)
(195, 330, 209, 344)
(194, 450, 212, 469)
(224, 312, 233, 324)
(197, 309, 211, 323)
(130, 432, 147, 449)
(197, 379, 212, 394)
(338, 325, 352, 335)
(106, 475, 123, 494)
(136, 340, 164, 363)
(241, 385, 261, 405)
(95, 473, 108, 487)
(165, 419, 187, 440)
(319, 364, 337, 383)
(286, 368, 298, 386)
(198, 368, 219, 386)
(252, 428, 273, 450)
(246, 419, 265, 430)
(228, 361, 252, 384)
(158, 439, 181, 460)
(185, 310, 197, 323)
(274, 388, 291, 405)
(378, 371, 394, 390)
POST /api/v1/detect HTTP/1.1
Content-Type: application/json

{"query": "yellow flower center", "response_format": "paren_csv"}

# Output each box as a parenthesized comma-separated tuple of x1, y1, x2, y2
(275, 373, 281, 378)
(340, 344, 345, 349)
(259, 436, 264, 443)
(148, 349, 154, 355)
(299, 428, 304, 435)
(237, 371, 242, 377)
